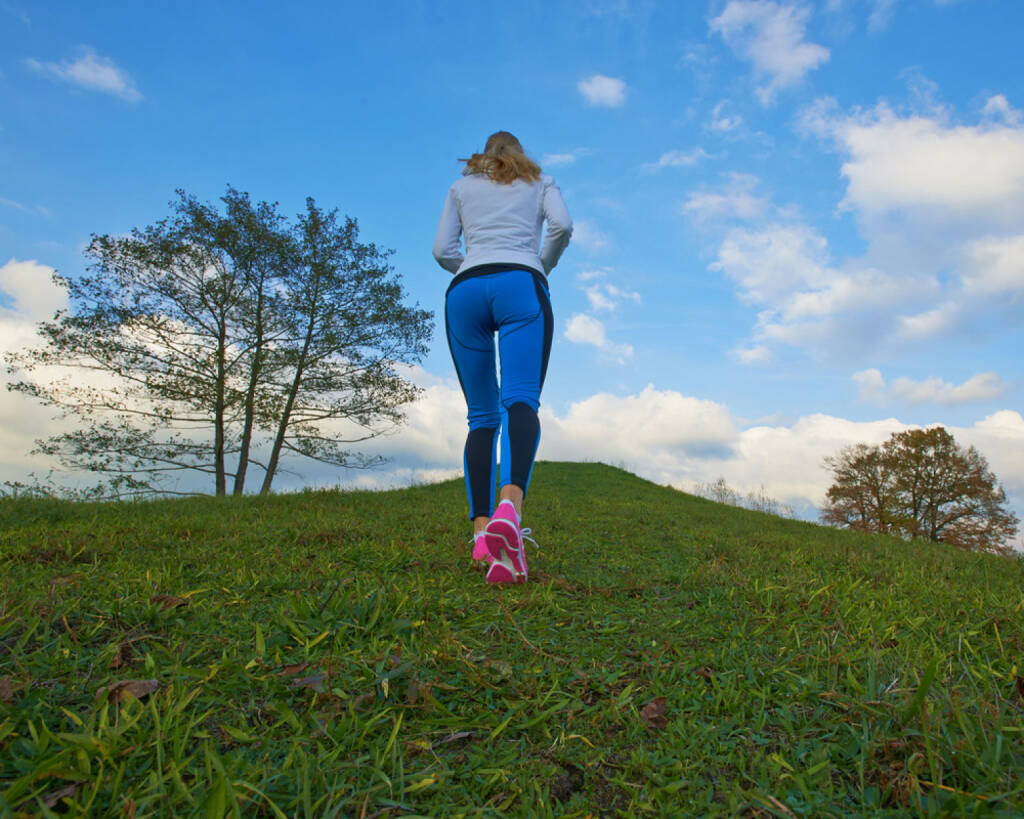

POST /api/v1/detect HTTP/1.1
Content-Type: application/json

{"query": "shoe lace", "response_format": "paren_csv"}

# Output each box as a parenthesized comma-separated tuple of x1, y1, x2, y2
(519, 527, 539, 552)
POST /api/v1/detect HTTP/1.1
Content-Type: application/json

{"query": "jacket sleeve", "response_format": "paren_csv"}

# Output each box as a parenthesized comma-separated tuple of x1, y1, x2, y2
(432, 187, 464, 274)
(539, 178, 573, 274)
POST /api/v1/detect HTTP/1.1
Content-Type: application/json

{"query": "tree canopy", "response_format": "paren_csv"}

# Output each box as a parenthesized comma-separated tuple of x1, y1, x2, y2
(5, 187, 433, 498)
(821, 426, 1019, 554)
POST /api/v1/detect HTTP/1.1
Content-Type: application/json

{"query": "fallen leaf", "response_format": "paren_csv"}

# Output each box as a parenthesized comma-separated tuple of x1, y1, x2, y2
(96, 679, 159, 704)
(694, 667, 715, 682)
(0, 676, 15, 703)
(640, 696, 668, 730)
(41, 783, 81, 808)
(150, 595, 188, 610)
(109, 643, 132, 669)
(290, 672, 327, 692)
(277, 662, 310, 676)
(1015, 675, 1024, 703)
(434, 730, 473, 746)
(407, 678, 434, 705)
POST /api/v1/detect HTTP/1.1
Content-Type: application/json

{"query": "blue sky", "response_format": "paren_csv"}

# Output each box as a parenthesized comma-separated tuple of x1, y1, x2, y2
(2, 0, 1023, 538)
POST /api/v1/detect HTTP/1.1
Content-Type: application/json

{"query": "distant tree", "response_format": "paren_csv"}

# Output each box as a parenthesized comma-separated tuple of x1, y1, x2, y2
(822, 427, 1019, 554)
(5, 187, 433, 498)
(693, 477, 795, 518)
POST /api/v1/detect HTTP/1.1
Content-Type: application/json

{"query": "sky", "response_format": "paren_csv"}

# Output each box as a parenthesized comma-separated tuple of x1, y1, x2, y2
(2, 0, 1023, 542)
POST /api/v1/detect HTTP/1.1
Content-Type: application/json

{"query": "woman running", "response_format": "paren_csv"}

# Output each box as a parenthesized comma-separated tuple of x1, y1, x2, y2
(433, 131, 572, 584)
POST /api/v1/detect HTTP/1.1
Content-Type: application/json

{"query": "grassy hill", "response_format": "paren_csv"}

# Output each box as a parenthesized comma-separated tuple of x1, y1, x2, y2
(1, 462, 1022, 817)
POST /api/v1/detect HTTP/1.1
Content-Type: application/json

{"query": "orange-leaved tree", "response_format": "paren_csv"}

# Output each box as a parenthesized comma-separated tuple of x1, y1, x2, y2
(822, 427, 1019, 554)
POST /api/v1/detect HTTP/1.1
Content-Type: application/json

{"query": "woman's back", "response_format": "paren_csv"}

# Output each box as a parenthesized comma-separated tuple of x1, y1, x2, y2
(452, 173, 546, 259)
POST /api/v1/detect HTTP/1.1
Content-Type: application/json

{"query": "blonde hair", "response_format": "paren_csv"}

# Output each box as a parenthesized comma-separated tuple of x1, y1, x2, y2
(461, 131, 542, 184)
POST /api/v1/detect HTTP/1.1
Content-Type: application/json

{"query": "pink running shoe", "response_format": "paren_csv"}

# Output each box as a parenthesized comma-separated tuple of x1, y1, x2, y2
(472, 531, 493, 564)
(485, 500, 528, 583)
(485, 551, 519, 584)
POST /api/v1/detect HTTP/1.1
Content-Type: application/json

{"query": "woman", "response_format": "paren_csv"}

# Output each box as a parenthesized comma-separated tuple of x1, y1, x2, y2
(433, 131, 572, 584)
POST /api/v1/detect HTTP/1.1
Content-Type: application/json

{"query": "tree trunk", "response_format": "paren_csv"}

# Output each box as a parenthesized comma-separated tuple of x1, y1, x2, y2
(260, 307, 317, 496)
(233, 289, 266, 495)
(214, 319, 227, 496)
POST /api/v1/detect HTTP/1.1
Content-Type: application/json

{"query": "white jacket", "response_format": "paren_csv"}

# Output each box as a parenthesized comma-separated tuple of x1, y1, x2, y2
(433, 171, 572, 277)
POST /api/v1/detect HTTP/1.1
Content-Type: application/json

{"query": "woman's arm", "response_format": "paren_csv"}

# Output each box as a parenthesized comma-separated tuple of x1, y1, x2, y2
(540, 179, 572, 274)
(433, 187, 464, 274)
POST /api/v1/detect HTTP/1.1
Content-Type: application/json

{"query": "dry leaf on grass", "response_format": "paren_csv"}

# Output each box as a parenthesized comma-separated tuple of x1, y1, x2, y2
(95, 679, 159, 703)
(41, 783, 81, 808)
(150, 595, 189, 610)
(434, 730, 473, 746)
(407, 678, 434, 705)
(277, 662, 310, 676)
(290, 672, 327, 692)
(640, 696, 668, 730)
(694, 667, 715, 682)
(109, 643, 134, 669)
(0, 676, 16, 703)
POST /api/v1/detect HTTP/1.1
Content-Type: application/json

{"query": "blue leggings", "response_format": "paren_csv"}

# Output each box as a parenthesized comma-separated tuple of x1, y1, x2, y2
(445, 268, 553, 520)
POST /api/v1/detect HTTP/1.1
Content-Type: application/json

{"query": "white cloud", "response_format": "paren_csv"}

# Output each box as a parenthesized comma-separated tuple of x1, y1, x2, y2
(2, 4, 30, 25)
(564, 313, 634, 363)
(982, 95, 1023, 127)
(541, 386, 737, 465)
(583, 282, 641, 313)
(735, 344, 773, 365)
(683, 172, 768, 223)
(867, 0, 898, 31)
(0, 261, 75, 482)
(1, 196, 48, 216)
(571, 219, 611, 252)
(25, 47, 143, 103)
(708, 1, 830, 105)
(894, 303, 959, 342)
(0, 258, 67, 322)
(709, 100, 744, 132)
(960, 235, 1024, 295)
(542, 148, 593, 167)
(578, 74, 627, 107)
(804, 99, 1024, 224)
(643, 148, 710, 171)
(852, 368, 887, 402)
(854, 369, 1006, 406)
(901, 67, 948, 119)
(893, 373, 1006, 405)
(703, 214, 940, 356)
(793, 93, 1024, 348)
(711, 222, 829, 304)
(543, 153, 577, 167)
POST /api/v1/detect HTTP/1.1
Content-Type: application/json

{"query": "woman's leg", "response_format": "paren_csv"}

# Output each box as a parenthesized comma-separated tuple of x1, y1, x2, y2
(494, 270, 553, 517)
(445, 277, 501, 531)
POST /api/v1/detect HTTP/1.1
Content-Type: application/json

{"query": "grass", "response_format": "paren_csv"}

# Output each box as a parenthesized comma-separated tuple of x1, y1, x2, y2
(1, 461, 1023, 817)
